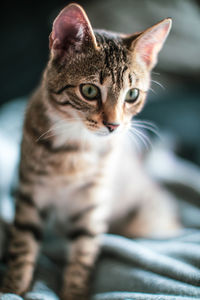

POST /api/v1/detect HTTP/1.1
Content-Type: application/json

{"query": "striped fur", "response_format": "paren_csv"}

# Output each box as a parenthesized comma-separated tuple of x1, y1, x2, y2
(1, 4, 179, 300)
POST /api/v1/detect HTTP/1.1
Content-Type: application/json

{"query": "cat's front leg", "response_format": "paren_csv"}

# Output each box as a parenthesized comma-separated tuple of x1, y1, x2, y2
(0, 191, 43, 295)
(61, 203, 108, 300)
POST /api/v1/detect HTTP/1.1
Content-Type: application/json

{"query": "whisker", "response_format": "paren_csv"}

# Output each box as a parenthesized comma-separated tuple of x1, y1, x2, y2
(152, 71, 160, 76)
(36, 119, 67, 142)
(131, 119, 158, 131)
(131, 122, 160, 139)
(151, 79, 165, 90)
(135, 128, 153, 149)
(149, 87, 157, 95)
(39, 125, 72, 140)
(133, 125, 161, 139)
(41, 123, 84, 142)
(127, 131, 141, 154)
(39, 132, 61, 140)
(132, 119, 158, 128)
(130, 118, 162, 148)
(42, 123, 76, 139)
(129, 127, 151, 151)
(130, 130, 149, 151)
(36, 116, 84, 142)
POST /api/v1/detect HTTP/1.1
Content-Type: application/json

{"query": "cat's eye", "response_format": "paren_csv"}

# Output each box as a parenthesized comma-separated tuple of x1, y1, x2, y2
(80, 84, 100, 101)
(125, 88, 139, 104)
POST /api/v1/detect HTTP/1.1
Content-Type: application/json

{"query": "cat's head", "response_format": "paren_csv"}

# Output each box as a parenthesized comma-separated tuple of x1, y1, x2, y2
(45, 3, 171, 137)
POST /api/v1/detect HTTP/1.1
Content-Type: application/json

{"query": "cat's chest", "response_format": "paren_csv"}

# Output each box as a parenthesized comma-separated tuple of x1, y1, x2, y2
(50, 148, 104, 178)
(33, 147, 110, 209)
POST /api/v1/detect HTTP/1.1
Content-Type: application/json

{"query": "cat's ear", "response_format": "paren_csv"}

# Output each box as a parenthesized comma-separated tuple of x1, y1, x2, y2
(49, 3, 98, 57)
(126, 19, 172, 70)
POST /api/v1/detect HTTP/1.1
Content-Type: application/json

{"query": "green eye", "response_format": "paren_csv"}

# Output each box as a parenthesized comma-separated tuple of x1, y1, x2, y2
(80, 84, 100, 100)
(125, 88, 139, 103)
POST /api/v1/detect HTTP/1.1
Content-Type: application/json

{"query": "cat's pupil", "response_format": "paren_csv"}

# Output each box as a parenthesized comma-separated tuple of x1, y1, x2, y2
(125, 88, 139, 103)
(80, 84, 99, 100)
(130, 89, 137, 98)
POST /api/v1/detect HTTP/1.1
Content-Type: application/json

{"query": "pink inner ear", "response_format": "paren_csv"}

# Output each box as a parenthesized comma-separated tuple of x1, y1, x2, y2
(50, 4, 94, 52)
(141, 42, 155, 67)
(135, 20, 171, 69)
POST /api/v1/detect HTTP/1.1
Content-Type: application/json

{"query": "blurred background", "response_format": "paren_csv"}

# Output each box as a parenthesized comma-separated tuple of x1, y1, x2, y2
(0, 0, 200, 221)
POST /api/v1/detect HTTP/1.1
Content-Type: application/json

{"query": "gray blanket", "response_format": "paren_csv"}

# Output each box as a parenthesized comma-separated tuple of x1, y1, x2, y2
(1, 230, 200, 300)
(0, 99, 200, 300)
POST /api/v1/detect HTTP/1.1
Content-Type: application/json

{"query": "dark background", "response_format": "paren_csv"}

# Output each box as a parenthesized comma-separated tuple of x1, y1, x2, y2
(0, 1, 80, 104)
(0, 0, 200, 165)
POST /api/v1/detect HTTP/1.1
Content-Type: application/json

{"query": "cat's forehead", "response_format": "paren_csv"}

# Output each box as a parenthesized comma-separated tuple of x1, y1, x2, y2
(95, 31, 129, 87)
(54, 31, 149, 93)
(80, 60, 148, 93)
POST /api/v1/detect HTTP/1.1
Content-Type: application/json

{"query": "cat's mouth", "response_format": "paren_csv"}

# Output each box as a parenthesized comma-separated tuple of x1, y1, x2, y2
(92, 126, 121, 137)
(85, 120, 122, 137)
(94, 131, 111, 137)
(85, 125, 115, 137)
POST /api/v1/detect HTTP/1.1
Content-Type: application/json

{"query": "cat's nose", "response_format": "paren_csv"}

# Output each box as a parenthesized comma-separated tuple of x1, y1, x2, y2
(103, 121, 120, 132)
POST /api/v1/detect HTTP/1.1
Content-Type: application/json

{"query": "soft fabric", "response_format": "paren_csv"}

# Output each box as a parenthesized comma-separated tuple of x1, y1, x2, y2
(1, 231, 200, 300)
(0, 99, 200, 300)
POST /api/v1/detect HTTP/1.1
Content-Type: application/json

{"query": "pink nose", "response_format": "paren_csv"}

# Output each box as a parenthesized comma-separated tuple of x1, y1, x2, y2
(103, 121, 120, 132)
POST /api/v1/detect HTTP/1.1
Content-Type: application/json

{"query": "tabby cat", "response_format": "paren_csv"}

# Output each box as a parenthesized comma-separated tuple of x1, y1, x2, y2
(1, 3, 180, 300)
